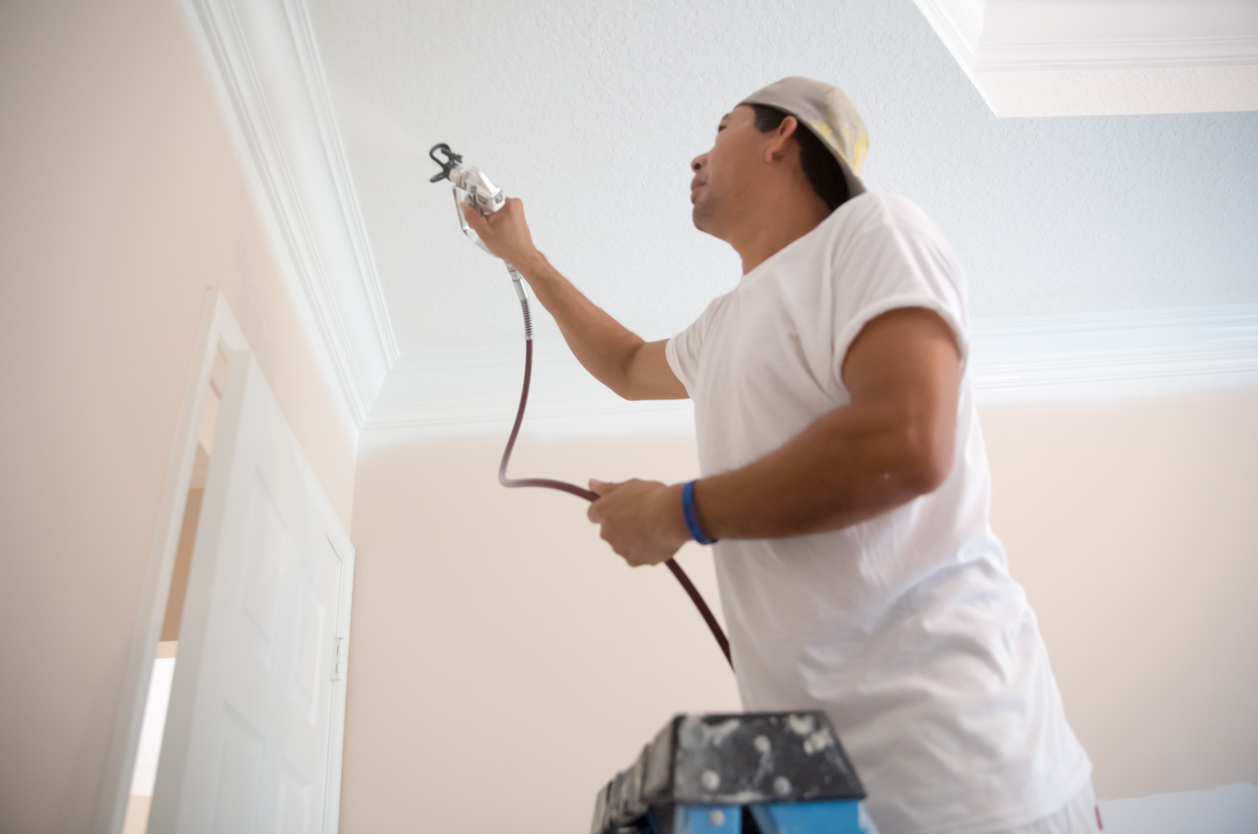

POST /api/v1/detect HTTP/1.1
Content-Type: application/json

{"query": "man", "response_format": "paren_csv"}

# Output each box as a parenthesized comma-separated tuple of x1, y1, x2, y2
(461, 77, 1096, 834)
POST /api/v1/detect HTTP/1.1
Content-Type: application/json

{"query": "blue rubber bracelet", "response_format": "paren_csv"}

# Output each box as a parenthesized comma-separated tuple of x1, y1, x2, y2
(681, 480, 717, 545)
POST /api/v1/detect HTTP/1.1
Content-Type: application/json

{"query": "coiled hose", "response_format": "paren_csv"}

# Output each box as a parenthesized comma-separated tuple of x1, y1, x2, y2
(497, 289, 733, 670)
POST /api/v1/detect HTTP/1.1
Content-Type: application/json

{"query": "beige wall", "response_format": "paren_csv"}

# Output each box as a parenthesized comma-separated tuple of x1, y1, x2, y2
(342, 432, 741, 833)
(982, 386, 1258, 800)
(0, 1, 357, 831)
(342, 387, 1257, 831)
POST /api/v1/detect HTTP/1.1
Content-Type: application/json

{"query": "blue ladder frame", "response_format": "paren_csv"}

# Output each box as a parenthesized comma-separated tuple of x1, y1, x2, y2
(664, 799, 877, 834)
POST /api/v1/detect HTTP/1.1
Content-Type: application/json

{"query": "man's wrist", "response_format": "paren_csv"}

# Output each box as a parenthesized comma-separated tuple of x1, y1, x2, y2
(516, 249, 549, 282)
(660, 482, 692, 547)
(680, 480, 718, 545)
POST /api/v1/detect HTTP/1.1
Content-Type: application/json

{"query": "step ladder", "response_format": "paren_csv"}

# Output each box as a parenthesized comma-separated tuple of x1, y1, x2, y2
(591, 711, 879, 834)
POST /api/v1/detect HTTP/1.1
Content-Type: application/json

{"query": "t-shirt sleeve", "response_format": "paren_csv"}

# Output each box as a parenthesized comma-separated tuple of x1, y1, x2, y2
(831, 199, 970, 385)
(665, 294, 726, 395)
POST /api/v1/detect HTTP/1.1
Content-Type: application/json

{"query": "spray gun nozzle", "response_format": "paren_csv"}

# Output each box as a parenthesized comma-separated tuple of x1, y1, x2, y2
(429, 143, 463, 183)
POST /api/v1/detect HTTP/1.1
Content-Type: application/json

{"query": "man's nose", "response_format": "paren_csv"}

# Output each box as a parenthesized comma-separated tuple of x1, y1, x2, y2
(691, 154, 706, 172)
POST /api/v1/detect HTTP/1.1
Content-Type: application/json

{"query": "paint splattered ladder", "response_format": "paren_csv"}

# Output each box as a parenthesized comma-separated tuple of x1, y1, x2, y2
(591, 711, 878, 834)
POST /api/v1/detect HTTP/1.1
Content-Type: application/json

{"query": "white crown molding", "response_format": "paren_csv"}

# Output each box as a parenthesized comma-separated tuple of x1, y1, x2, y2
(971, 304, 1258, 402)
(911, 0, 1258, 116)
(176, 0, 398, 428)
(367, 342, 695, 438)
(365, 305, 1258, 436)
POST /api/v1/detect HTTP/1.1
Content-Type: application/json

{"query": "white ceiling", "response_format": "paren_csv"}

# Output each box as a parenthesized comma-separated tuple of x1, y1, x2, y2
(177, 0, 1258, 432)
(306, 0, 1258, 357)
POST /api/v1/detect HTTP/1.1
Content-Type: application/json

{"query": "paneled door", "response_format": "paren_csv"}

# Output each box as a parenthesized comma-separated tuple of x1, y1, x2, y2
(148, 351, 353, 834)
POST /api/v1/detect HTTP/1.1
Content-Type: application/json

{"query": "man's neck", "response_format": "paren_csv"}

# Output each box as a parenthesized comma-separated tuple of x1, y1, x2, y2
(730, 190, 831, 274)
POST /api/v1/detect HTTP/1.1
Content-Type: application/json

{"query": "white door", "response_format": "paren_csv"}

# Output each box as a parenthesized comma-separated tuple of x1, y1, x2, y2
(149, 351, 354, 834)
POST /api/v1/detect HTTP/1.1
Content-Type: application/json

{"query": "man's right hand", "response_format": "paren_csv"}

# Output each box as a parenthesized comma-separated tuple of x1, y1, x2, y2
(460, 198, 539, 269)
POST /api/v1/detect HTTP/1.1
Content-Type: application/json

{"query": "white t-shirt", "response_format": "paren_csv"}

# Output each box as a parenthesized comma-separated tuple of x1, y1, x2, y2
(665, 194, 1091, 834)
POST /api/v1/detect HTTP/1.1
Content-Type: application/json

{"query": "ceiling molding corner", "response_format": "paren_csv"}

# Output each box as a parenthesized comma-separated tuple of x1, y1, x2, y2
(911, 0, 1258, 116)
(177, 0, 398, 427)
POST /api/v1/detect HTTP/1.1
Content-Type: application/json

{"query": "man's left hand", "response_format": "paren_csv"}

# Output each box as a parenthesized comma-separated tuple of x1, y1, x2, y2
(587, 479, 690, 567)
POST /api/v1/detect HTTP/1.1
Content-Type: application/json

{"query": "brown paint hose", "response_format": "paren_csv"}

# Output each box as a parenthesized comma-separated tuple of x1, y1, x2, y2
(498, 295, 733, 670)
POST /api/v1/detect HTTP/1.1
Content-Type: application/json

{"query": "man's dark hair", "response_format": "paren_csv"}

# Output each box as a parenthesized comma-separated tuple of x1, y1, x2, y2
(749, 104, 851, 212)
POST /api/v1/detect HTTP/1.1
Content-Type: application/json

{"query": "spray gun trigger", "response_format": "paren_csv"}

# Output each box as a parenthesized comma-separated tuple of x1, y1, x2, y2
(453, 188, 493, 255)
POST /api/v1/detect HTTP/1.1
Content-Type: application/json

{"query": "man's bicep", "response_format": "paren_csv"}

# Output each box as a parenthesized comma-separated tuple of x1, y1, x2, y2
(840, 308, 963, 487)
(624, 339, 689, 400)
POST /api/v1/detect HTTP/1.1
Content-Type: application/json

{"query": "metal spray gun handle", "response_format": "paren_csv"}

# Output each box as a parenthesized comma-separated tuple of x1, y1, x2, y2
(430, 143, 526, 302)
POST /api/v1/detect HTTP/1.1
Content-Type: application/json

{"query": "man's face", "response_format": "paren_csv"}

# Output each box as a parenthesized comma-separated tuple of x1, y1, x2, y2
(689, 105, 763, 237)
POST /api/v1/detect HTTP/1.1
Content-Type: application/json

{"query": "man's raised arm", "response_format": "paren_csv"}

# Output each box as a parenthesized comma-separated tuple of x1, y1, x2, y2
(461, 200, 686, 401)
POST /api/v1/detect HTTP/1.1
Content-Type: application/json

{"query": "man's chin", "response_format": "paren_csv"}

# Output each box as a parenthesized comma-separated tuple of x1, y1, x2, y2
(691, 201, 713, 233)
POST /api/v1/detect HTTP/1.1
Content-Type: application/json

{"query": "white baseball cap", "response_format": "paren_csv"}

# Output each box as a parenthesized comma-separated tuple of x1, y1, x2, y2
(739, 76, 870, 197)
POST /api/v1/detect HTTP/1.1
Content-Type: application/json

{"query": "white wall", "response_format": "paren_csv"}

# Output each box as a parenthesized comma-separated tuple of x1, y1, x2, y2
(0, 0, 357, 830)
(342, 386, 1257, 831)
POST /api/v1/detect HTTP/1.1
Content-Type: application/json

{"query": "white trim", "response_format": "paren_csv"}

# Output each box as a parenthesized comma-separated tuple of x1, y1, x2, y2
(910, 0, 1258, 116)
(367, 342, 695, 437)
(910, 0, 984, 74)
(96, 290, 247, 834)
(175, 0, 397, 427)
(321, 504, 355, 834)
(364, 305, 1258, 435)
(971, 305, 1258, 402)
(973, 65, 1258, 118)
(978, 35, 1258, 72)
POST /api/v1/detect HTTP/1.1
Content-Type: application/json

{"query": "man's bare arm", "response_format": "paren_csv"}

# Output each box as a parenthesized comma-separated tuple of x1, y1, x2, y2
(587, 307, 961, 565)
(693, 307, 961, 539)
(461, 200, 686, 401)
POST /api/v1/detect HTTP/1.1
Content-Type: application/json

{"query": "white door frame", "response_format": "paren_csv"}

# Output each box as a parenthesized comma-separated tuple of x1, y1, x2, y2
(95, 289, 353, 834)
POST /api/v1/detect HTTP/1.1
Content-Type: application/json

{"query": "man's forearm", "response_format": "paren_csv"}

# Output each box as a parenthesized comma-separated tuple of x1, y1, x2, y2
(516, 251, 646, 397)
(691, 399, 950, 542)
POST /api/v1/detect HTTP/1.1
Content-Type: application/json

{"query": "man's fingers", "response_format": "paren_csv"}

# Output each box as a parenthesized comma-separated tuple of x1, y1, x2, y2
(460, 202, 485, 230)
(587, 479, 612, 523)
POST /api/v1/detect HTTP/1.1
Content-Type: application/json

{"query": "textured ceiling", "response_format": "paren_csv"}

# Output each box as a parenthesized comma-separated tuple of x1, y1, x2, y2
(307, 0, 1258, 354)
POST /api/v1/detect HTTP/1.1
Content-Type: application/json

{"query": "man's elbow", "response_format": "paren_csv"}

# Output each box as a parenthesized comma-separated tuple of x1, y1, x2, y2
(613, 378, 649, 401)
(897, 425, 954, 497)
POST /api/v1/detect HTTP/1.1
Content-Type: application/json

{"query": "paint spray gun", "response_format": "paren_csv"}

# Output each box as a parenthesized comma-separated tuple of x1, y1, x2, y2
(428, 143, 527, 304)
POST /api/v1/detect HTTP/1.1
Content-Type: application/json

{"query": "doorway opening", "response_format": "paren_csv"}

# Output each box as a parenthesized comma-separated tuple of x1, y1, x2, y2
(120, 348, 227, 834)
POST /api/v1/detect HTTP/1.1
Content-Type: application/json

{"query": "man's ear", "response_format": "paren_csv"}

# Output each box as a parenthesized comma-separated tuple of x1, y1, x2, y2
(765, 115, 800, 163)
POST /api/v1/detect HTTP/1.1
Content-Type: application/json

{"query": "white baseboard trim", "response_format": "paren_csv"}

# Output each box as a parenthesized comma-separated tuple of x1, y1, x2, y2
(365, 305, 1258, 436)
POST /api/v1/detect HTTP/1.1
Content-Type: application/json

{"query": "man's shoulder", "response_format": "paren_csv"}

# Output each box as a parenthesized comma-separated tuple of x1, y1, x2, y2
(828, 192, 939, 235)
(818, 193, 956, 267)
